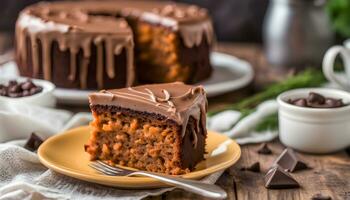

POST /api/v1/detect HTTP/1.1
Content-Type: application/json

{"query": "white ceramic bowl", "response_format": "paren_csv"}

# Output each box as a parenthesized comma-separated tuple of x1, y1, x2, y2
(0, 77, 56, 107)
(277, 88, 350, 154)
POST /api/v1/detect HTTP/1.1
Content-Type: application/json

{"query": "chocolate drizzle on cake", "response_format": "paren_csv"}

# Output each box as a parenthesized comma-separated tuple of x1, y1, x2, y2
(15, 1, 214, 89)
(140, 4, 214, 48)
(89, 82, 207, 148)
(16, 7, 134, 89)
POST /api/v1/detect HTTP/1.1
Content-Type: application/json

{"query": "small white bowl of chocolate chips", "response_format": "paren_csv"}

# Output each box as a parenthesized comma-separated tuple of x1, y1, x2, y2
(277, 88, 350, 154)
(0, 77, 56, 107)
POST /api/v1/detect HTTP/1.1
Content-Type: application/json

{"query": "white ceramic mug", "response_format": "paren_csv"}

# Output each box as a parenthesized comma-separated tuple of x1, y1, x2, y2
(323, 39, 350, 90)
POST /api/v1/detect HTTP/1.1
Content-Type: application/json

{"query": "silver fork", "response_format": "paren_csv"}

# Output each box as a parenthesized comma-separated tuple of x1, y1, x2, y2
(89, 161, 227, 199)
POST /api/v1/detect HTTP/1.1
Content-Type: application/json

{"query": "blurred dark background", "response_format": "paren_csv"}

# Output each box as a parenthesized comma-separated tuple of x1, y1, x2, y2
(1, 0, 269, 42)
(175, 0, 269, 42)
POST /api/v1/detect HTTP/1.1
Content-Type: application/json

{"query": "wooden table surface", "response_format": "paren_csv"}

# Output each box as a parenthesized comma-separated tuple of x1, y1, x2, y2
(0, 34, 349, 200)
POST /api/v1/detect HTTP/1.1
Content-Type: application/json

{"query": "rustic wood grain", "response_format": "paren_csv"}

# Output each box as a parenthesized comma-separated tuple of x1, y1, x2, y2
(161, 171, 238, 200)
(229, 141, 350, 200)
(158, 141, 350, 200)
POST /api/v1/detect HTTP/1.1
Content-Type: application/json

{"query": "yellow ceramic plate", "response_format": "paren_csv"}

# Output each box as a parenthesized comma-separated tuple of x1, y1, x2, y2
(38, 126, 241, 188)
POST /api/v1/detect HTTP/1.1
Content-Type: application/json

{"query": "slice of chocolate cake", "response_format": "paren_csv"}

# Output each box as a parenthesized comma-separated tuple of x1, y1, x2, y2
(85, 82, 207, 175)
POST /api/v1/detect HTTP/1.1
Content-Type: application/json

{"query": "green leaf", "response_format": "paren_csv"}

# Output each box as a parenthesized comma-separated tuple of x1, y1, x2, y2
(327, 0, 350, 37)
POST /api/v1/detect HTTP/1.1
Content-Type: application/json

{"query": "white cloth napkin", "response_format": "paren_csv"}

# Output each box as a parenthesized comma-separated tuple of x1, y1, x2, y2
(207, 100, 279, 145)
(0, 102, 224, 200)
(0, 102, 73, 142)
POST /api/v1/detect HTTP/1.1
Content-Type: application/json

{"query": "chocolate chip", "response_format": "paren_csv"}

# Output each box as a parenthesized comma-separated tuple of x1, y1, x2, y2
(325, 98, 344, 108)
(257, 143, 272, 155)
(0, 79, 42, 98)
(8, 80, 17, 86)
(21, 81, 35, 90)
(22, 90, 30, 97)
(293, 98, 307, 107)
(274, 148, 309, 172)
(29, 86, 42, 95)
(29, 88, 37, 95)
(37, 86, 43, 93)
(9, 85, 22, 93)
(0, 88, 7, 96)
(288, 92, 346, 108)
(241, 162, 260, 173)
(24, 132, 44, 152)
(8, 92, 22, 98)
(308, 92, 325, 104)
(311, 193, 332, 200)
(333, 99, 344, 107)
(264, 165, 299, 189)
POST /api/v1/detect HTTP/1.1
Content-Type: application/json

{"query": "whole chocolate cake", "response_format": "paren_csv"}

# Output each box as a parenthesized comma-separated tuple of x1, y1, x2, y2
(85, 82, 207, 175)
(15, 1, 214, 89)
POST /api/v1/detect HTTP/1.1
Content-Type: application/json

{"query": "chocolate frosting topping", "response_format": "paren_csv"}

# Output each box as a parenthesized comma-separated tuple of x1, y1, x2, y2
(16, 1, 214, 89)
(89, 82, 208, 148)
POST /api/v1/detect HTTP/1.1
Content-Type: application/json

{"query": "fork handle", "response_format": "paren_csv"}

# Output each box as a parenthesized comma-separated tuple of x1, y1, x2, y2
(133, 171, 227, 199)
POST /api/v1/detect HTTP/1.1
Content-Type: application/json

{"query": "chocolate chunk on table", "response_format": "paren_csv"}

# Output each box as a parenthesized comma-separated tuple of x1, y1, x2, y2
(240, 162, 260, 173)
(264, 165, 300, 189)
(24, 132, 44, 152)
(274, 148, 309, 172)
(257, 143, 272, 155)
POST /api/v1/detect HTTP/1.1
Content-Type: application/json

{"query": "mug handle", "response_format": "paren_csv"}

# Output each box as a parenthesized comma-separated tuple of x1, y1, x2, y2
(322, 46, 350, 90)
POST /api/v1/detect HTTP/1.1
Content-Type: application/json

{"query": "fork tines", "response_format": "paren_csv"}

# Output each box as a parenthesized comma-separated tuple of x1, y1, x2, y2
(89, 161, 130, 176)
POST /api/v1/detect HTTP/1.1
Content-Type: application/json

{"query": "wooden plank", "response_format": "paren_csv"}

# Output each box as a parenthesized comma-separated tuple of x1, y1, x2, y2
(230, 141, 350, 200)
(161, 171, 237, 200)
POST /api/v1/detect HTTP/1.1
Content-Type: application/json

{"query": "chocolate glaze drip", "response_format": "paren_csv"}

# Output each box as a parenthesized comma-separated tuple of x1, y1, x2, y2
(89, 82, 207, 148)
(139, 4, 214, 48)
(15, 1, 214, 89)
(16, 8, 134, 89)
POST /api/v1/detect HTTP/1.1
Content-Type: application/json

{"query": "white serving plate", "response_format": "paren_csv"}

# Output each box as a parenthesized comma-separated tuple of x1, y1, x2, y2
(0, 52, 254, 105)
